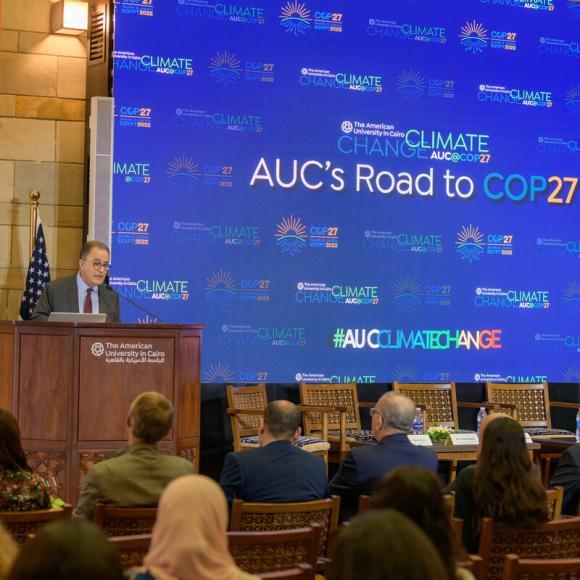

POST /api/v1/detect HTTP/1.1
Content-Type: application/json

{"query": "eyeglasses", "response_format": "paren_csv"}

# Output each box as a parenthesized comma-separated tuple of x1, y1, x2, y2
(85, 260, 111, 271)
(369, 408, 379, 417)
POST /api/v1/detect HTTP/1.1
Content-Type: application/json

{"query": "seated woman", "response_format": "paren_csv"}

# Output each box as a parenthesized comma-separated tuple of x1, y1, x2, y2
(0, 409, 50, 512)
(450, 415, 547, 553)
(327, 509, 449, 580)
(8, 520, 123, 580)
(370, 466, 474, 580)
(128, 474, 259, 580)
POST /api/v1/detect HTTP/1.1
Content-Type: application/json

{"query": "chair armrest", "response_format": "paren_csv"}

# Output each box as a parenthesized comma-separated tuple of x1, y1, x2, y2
(298, 405, 348, 453)
(226, 408, 264, 416)
(457, 401, 517, 410)
(550, 401, 580, 410)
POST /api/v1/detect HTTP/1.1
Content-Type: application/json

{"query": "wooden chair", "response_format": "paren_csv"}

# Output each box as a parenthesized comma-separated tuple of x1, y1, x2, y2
(228, 524, 320, 574)
(503, 554, 580, 580)
(478, 516, 580, 580)
(546, 486, 564, 521)
(0, 504, 72, 544)
(485, 382, 577, 437)
(226, 384, 331, 463)
(109, 534, 152, 568)
(393, 382, 459, 429)
(93, 504, 157, 536)
(261, 563, 314, 580)
(229, 497, 340, 569)
(299, 382, 373, 462)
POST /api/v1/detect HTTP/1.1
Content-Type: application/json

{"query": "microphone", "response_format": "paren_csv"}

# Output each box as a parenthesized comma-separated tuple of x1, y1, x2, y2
(104, 276, 165, 323)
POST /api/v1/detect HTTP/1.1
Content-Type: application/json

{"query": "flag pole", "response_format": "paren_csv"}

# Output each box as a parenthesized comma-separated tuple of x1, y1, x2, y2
(28, 189, 40, 255)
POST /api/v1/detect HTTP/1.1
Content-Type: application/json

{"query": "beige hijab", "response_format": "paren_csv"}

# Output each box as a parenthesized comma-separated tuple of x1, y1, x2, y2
(144, 475, 258, 580)
(0, 522, 18, 580)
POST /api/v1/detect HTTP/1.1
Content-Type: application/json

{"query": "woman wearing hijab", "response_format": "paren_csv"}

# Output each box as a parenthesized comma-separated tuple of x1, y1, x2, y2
(128, 475, 259, 580)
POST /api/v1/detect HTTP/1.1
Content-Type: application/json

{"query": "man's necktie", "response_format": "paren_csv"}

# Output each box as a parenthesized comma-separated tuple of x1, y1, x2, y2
(83, 288, 93, 313)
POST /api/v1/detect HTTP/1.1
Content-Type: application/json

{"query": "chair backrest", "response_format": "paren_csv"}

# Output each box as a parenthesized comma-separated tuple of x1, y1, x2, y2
(228, 524, 320, 574)
(546, 486, 564, 521)
(478, 516, 580, 580)
(260, 563, 314, 580)
(230, 496, 340, 559)
(0, 504, 72, 544)
(299, 383, 360, 433)
(227, 384, 268, 450)
(93, 504, 158, 537)
(503, 554, 580, 580)
(392, 382, 458, 429)
(109, 534, 152, 569)
(485, 382, 550, 428)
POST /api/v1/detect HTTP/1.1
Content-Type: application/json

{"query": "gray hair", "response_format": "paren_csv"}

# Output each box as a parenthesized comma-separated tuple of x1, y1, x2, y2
(377, 391, 416, 433)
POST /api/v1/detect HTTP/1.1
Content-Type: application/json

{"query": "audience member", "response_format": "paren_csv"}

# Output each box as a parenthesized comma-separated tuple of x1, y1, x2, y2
(450, 415, 547, 553)
(74, 392, 194, 519)
(128, 475, 259, 580)
(329, 391, 437, 519)
(371, 466, 474, 580)
(327, 509, 450, 580)
(550, 443, 580, 515)
(0, 409, 50, 512)
(220, 400, 328, 502)
(8, 520, 123, 580)
(0, 523, 18, 580)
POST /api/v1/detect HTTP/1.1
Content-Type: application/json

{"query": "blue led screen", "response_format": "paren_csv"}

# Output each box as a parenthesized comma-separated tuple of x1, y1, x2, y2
(110, 0, 580, 384)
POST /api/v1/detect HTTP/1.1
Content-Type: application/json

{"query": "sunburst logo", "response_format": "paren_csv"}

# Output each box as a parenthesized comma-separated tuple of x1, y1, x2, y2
(459, 20, 488, 54)
(563, 364, 580, 382)
(569, 0, 580, 20)
(565, 85, 580, 116)
(275, 215, 308, 256)
(205, 269, 238, 309)
(280, 1, 311, 35)
(166, 156, 200, 193)
(456, 225, 485, 263)
(209, 50, 242, 86)
(393, 364, 420, 382)
(204, 362, 236, 383)
(563, 281, 580, 316)
(393, 276, 423, 313)
(396, 69, 425, 103)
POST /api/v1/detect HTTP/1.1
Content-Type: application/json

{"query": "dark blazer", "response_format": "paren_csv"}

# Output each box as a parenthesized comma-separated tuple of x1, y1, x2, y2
(329, 432, 438, 520)
(73, 444, 195, 520)
(219, 440, 328, 503)
(31, 274, 121, 322)
(550, 444, 580, 515)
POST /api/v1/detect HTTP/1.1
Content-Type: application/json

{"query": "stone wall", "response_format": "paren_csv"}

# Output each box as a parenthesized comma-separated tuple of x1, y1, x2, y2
(0, 0, 87, 319)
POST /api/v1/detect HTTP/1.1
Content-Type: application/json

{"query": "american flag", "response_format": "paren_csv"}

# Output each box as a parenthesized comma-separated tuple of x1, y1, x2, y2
(20, 221, 51, 320)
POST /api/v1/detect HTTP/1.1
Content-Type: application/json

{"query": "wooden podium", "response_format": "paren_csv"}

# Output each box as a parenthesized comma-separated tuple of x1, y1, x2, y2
(0, 321, 203, 504)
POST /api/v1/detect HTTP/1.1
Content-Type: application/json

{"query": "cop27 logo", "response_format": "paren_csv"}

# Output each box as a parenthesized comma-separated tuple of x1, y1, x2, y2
(396, 69, 425, 103)
(459, 20, 488, 53)
(456, 225, 485, 262)
(280, 1, 311, 35)
(209, 50, 242, 86)
(204, 269, 238, 309)
(166, 156, 199, 193)
(204, 362, 236, 383)
(566, 85, 580, 116)
(275, 216, 307, 256)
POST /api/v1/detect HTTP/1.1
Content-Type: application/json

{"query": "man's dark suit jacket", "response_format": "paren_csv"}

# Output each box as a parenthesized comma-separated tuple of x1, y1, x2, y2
(329, 432, 438, 520)
(219, 440, 328, 503)
(31, 274, 121, 322)
(550, 444, 580, 515)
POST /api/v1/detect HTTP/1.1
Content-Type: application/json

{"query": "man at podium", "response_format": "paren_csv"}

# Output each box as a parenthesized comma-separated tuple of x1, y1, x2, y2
(31, 240, 121, 323)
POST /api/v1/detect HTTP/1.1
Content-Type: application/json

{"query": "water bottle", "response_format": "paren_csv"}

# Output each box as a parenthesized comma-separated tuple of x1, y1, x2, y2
(576, 409, 580, 443)
(477, 406, 487, 436)
(413, 407, 424, 435)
